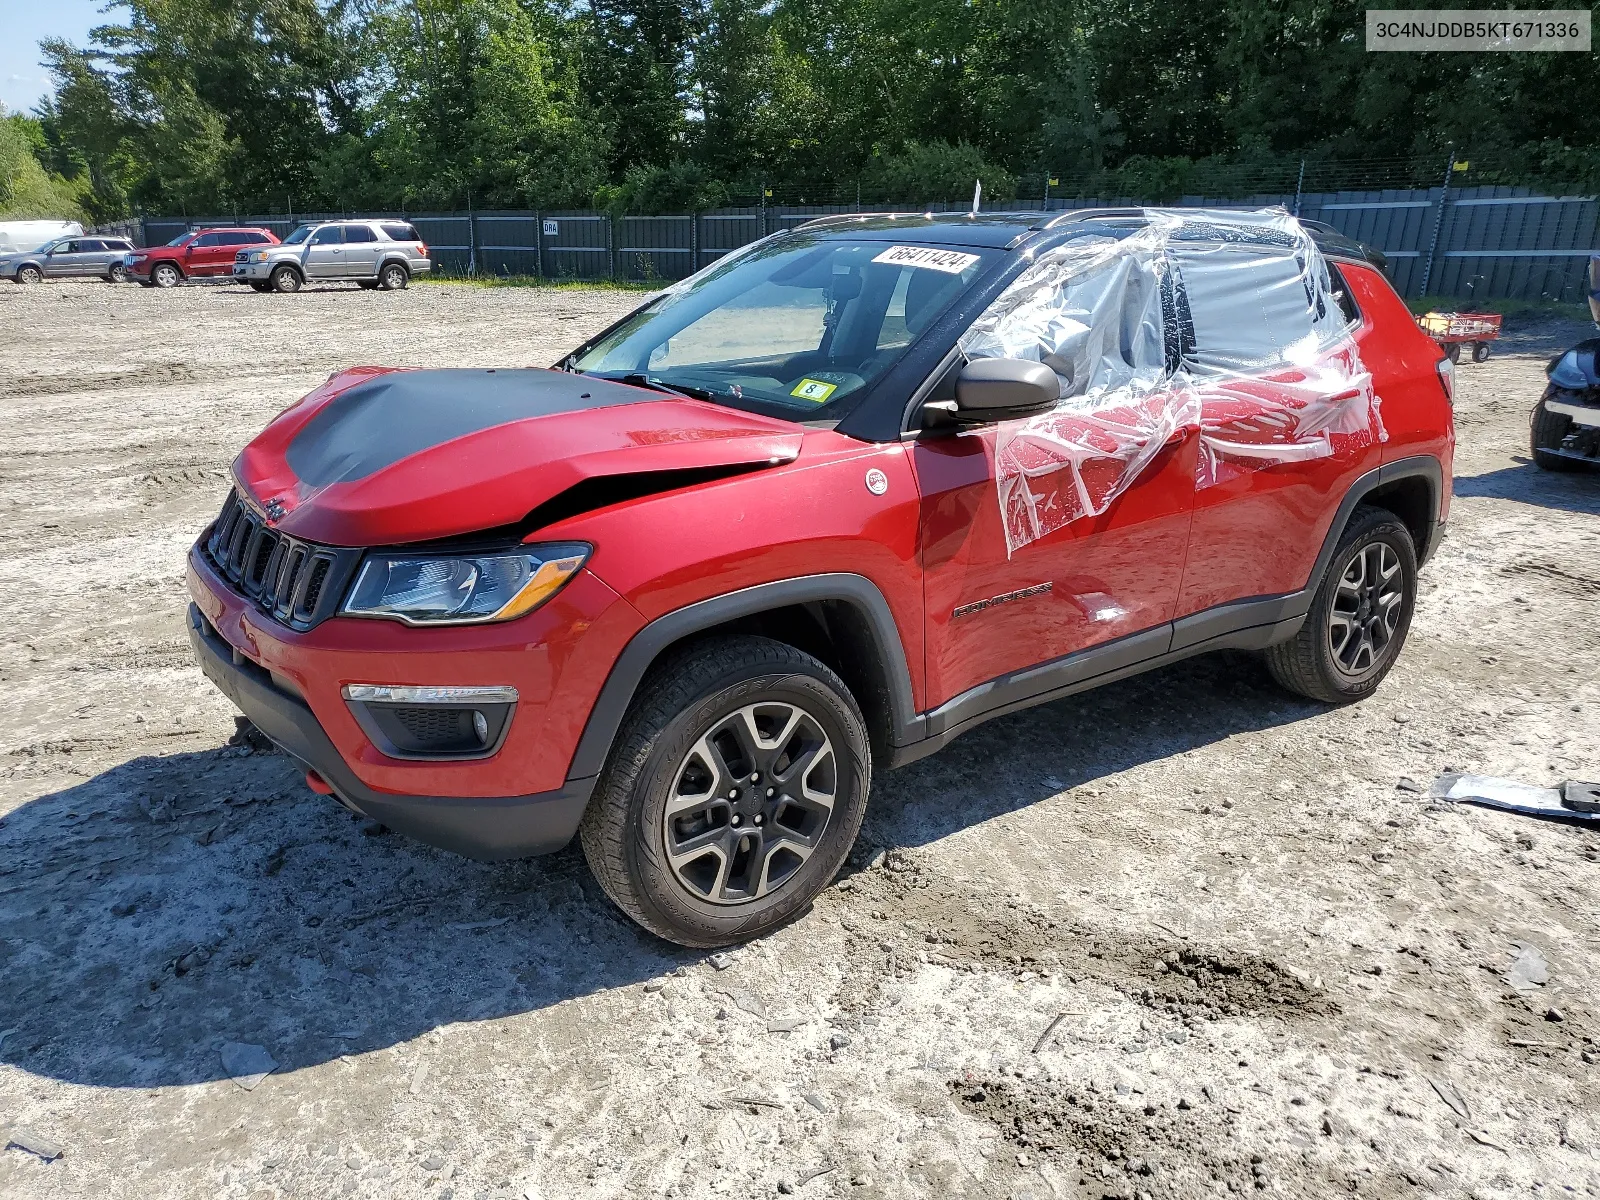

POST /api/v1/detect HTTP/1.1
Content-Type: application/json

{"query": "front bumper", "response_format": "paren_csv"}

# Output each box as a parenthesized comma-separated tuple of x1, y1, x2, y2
(188, 603, 593, 859)
(232, 261, 277, 281)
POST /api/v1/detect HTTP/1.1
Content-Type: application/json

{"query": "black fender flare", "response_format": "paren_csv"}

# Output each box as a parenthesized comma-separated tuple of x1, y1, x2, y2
(565, 573, 924, 784)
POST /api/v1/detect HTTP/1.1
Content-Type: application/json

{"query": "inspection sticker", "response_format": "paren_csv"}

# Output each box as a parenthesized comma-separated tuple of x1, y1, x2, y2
(871, 245, 981, 275)
(791, 378, 838, 403)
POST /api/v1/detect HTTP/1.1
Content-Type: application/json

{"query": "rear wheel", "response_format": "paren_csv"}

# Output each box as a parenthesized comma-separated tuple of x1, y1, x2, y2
(152, 262, 181, 288)
(379, 262, 409, 291)
(1264, 505, 1417, 704)
(1531, 394, 1582, 471)
(1446, 342, 1462, 364)
(1471, 341, 1491, 364)
(107, 263, 127, 284)
(270, 265, 301, 294)
(580, 636, 871, 948)
(17, 264, 42, 285)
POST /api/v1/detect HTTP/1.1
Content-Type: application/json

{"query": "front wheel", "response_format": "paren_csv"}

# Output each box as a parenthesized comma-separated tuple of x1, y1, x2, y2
(580, 636, 871, 948)
(270, 265, 301, 294)
(1263, 505, 1417, 704)
(152, 262, 181, 288)
(1446, 342, 1462, 364)
(17, 265, 42, 285)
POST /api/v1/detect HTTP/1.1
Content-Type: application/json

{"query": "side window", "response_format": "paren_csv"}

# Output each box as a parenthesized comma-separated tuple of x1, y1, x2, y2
(244, 232, 269, 244)
(1169, 244, 1347, 375)
(217, 232, 246, 246)
(193, 232, 221, 247)
(342, 224, 376, 243)
(1326, 263, 1362, 326)
(311, 226, 342, 245)
(960, 240, 1167, 404)
(57, 241, 80, 253)
(105, 239, 132, 251)
(381, 223, 419, 242)
(80, 239, 105, 252)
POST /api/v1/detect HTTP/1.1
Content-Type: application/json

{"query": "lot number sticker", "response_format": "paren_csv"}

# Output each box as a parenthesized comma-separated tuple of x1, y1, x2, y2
(790, 378, 838, 403)
(871, 245, 981, 274)
(542, 219, 559, 236)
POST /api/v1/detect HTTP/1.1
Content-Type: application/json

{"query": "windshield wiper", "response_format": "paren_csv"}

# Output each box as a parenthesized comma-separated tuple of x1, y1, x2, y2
(601, 372, 724, 404)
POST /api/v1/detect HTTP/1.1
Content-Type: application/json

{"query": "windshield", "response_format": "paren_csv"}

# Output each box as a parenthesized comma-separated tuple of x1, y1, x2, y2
(165, 232, 193, 247)
(282, 225, 313, 245)
(570, 233, 996, 419)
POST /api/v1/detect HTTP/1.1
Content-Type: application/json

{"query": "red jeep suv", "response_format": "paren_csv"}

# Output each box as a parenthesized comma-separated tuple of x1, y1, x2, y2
(186, 208, 1454, 947)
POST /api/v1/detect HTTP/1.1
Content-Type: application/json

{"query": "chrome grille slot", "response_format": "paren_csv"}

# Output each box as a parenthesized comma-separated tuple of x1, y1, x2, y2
(199, 488, 362, 632)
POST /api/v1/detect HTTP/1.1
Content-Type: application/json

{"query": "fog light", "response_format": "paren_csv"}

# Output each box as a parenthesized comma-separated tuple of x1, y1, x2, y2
(472, 710, 489, 744)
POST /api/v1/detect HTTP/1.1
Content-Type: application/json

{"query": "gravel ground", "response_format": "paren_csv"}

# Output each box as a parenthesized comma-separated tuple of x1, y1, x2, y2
(0, 278, 1597, 1200)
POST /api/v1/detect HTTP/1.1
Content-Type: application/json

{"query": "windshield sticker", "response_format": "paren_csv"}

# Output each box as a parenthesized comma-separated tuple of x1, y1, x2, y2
(790, 378, 838, 403)
(871, 245, 981, 275)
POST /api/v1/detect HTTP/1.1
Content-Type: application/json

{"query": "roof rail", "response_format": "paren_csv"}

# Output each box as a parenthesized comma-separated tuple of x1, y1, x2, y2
(1039, 207, 1148, 229)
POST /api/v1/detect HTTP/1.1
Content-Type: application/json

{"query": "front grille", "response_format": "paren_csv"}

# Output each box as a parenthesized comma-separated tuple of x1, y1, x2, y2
(202, 488, 361, 631)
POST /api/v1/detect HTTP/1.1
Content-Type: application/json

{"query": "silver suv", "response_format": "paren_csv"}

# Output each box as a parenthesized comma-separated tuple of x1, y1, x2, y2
(232, 220, 431, 293)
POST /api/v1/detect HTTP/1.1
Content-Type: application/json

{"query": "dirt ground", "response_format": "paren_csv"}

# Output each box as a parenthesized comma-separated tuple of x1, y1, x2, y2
(0, 276, 1596, 1200)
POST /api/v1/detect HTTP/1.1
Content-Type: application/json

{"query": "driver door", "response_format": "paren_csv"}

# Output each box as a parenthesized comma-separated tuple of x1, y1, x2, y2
(913, 253, 1198, 710)
(44, 240, 87, 277)
(305, 226, 344, 277)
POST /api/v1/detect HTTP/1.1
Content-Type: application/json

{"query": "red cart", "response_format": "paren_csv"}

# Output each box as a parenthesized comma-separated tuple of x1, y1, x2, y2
(1417, 311, 1502, 363)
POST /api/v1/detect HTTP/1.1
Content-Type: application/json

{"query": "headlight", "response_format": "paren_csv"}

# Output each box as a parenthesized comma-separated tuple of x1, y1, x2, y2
(341, 544, 589, 625)
(250, 251, 267, 262)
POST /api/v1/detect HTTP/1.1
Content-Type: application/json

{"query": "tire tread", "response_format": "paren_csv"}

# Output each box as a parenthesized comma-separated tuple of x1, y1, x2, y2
(579, 635, 868, 948)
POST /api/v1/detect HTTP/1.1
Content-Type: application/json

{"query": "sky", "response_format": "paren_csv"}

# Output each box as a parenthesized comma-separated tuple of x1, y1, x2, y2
(0, 0, 118, 116)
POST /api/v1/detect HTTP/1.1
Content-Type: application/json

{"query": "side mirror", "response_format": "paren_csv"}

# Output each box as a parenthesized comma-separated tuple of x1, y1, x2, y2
(936, 358, 1061, 425)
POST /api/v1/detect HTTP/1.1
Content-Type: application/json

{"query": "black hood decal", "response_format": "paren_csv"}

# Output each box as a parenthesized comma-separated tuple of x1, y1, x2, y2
(285, 369, 649, 488)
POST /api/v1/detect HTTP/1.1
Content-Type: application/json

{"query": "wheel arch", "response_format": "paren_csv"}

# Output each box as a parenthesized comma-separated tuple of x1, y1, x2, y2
(378, 255, 411, 277)
(567, 574, 923, 785)
(1314, 456, 1442, 586)
(152, 258, 185, 278)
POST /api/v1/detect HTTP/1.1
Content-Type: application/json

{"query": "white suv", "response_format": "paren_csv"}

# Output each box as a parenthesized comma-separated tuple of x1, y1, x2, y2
(232, 220, 432, 293)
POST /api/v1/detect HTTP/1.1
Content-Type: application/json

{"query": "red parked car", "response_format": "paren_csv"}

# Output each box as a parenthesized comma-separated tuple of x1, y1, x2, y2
(186, 209, 1454, 947)
(127, 226, 280, 287)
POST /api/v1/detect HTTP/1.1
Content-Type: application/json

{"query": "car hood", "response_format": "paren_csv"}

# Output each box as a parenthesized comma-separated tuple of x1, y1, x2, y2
(231, 367, 805, 546)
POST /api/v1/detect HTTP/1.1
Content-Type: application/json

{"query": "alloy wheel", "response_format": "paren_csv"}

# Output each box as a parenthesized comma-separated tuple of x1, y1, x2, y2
(661, 702, 838, 905)
(18, 266, 41, 285)
(1328, 541, 1403, 679)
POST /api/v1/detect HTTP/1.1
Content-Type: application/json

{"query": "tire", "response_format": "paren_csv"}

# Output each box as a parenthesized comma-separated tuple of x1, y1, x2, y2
(1471, 341, 1491, 364)
(107, 263, 127, 284)
(1530, 394, 1582, 471)
(152, 262, 181, 288)
(378, 262, 409, 291)
(1263, 505, 1417, 704)
(580, 635, 871, 948)
(1446, 342, 1461, 364)
(16, 264, 42, 285)
(270, 265, 302, 294)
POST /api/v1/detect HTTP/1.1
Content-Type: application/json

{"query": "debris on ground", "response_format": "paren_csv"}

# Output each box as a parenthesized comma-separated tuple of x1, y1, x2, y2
(5, 1128, 63, 1161)
(1429, 773, 1600, 820)
(1509, 941, 1551, 993)
(219, 1042, 278, 1090)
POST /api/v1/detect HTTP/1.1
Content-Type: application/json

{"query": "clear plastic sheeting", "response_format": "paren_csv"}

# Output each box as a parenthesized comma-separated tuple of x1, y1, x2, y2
(958, 208, 1384, 553)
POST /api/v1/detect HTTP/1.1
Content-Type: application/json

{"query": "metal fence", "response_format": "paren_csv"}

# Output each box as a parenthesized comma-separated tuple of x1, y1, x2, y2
(137, 184, 1598, 303)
